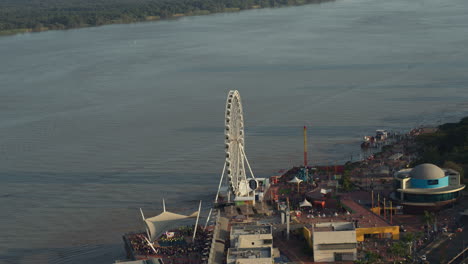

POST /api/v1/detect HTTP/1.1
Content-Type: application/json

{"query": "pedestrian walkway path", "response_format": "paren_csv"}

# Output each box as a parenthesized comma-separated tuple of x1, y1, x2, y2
(420, 233, 452, 256)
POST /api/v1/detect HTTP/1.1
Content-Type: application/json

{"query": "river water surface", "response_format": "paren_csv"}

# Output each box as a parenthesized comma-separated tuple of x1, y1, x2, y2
(1, 0, 468, 263)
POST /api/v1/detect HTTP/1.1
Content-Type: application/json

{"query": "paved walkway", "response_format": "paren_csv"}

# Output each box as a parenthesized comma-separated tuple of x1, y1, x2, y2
(274, 238, 314, 264)
(420, 233, 452, 256)
(427, 229, 468, 263)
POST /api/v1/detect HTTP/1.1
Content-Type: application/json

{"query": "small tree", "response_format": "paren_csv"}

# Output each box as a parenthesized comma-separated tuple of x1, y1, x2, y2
(341, 170, 352, 191)
(401, 233, 415, 243)
(422, 210, 435, 236)
(388, 241, 407, 260)
(365, 251, 381, 263)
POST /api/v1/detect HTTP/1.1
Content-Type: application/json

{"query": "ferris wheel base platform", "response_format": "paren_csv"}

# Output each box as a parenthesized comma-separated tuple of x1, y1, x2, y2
(214, 194, 260, 208)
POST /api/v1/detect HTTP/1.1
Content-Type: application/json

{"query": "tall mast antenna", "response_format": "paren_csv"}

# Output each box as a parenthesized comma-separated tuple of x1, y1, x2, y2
(304, 126, 308, 167)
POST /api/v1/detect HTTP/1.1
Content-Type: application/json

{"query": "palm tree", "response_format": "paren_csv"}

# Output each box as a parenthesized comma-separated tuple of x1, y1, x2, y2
(422, 210, 435, 237)
(402, 233, 416, 257)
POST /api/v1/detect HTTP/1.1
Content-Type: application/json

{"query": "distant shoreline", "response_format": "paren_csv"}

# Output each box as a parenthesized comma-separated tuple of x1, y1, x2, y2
(0, 0, 334, 37)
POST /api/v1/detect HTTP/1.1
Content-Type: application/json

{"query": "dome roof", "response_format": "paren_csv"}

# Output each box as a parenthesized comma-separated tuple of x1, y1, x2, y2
(410, 163, 445, 180)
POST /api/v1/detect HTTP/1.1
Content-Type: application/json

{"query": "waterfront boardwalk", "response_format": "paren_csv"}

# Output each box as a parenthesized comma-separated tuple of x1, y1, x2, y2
(118, 124, 468, 264)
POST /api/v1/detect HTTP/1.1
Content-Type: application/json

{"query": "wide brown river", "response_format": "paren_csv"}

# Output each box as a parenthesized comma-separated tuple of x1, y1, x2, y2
(1, 0, 468, 262)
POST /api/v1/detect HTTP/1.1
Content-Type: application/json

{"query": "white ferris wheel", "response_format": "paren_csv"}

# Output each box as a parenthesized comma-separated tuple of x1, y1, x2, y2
(216, 90, 256, 202)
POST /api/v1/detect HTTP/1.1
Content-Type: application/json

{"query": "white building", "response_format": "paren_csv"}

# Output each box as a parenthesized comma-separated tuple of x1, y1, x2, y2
(227, 224, 276, 263)
(230, 225, 273, 248)
(312, 222, 357, 262)
(227, 247, 273, 264)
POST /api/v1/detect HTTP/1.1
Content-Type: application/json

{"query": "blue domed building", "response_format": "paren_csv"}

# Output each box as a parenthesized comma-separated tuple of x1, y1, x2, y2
(393, 163, 465, 211)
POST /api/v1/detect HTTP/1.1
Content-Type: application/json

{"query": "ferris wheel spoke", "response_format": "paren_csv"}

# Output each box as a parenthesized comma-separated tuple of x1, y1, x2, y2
(240, 145, 255, 180)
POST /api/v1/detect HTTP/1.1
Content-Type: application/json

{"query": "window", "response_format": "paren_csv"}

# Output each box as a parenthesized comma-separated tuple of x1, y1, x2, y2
(334, 253, 343, 261)
(428, 180, 439, 185)
(405, 192, 459, 202)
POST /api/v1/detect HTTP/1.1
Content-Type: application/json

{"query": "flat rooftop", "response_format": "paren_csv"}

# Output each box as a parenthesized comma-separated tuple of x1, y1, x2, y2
(231, 224, 272, 236)
(314, 226, 335, 232)
(227, 247, 272, 259)
(297, 199, 392, 229)
(313, 222, 355, 232)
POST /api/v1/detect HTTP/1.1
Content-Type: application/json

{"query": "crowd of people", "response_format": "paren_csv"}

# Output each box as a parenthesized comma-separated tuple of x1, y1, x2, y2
(127, 225, 213, 263)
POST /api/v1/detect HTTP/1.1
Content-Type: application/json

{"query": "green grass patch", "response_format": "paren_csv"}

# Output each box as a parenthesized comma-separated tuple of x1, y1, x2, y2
(0, 28, 32, 36)
(191, 10, 211, 15)
(145, 16, 160, 21)
(224, 7, 241, 12)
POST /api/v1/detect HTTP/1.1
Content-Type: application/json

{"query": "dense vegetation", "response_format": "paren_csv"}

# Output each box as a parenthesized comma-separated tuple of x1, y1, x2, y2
(414, 116, 468, 182)
(0, 0, 333, 35)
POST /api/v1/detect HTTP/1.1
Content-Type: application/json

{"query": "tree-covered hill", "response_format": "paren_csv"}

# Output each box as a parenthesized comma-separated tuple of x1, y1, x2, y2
(0, 0, 333, 35)
(414, 116, 468, 182)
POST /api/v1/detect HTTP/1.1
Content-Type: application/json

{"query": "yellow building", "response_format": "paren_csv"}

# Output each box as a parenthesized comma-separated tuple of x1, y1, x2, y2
(355, 226, 399, 241)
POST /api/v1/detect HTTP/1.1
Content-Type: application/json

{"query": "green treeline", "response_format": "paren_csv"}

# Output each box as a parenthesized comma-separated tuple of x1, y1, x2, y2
(414, 116, 468, 182)
(0, 0, 334, 35)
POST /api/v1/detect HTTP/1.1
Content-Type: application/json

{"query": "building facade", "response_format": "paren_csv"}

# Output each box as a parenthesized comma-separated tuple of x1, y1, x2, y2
(394, 163, 465, 210)
(227, 224, 276, 263)
(227, 247, 273, 264)
(311, 222, 357, 262)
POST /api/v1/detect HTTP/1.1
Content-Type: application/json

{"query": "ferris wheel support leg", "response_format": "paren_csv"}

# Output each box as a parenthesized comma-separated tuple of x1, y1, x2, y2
(204, 208, 213, 230)
(192, 200, 202, 242)
(240, 145, 256, 179)
(215, 162, 226, 203)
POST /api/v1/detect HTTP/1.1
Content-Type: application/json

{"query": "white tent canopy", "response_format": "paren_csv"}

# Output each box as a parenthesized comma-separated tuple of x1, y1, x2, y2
(288, 176, 303, 184)
(144, 211, 198, 241)
(299, 199, 312, 207)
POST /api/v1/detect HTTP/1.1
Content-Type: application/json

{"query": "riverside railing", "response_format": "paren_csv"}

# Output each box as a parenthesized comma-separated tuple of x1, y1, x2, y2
(207, 210, 221, 264)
